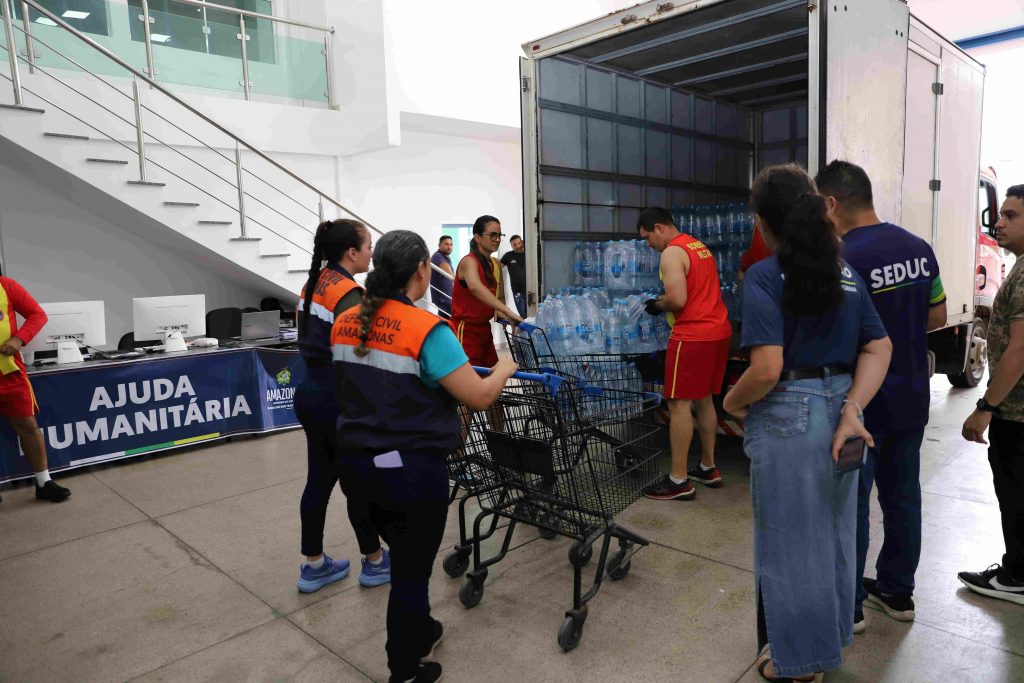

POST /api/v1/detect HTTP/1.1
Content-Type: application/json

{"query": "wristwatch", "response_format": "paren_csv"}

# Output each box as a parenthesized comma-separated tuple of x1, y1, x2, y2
(976, 398, 1001, 415)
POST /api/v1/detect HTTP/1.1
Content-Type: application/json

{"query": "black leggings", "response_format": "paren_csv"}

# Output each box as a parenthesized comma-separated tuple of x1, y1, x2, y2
(295, 374, 380, 557)
(340, 447, 449, 681)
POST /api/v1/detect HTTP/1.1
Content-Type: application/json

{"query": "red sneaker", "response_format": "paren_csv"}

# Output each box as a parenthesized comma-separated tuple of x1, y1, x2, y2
(687, 466, 723, 488)
(643, 476, 696, 501)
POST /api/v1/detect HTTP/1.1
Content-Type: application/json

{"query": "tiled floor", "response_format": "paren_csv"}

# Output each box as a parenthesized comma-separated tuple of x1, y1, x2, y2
(2, 376, 1024, 682)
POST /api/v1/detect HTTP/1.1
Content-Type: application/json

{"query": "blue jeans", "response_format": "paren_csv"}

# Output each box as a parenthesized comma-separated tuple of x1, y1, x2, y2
(856, 428, 925, 603)
(513, 292, 527, 318)
(745, 373, 856, 677)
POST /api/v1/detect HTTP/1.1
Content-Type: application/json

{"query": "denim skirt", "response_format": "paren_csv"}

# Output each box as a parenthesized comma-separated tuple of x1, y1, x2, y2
(744, 373, 857, 677)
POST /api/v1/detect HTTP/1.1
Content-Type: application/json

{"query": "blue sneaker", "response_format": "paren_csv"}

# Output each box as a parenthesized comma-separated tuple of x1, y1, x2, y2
(359, 548, 392, 587)
(297, 553, 350, 593)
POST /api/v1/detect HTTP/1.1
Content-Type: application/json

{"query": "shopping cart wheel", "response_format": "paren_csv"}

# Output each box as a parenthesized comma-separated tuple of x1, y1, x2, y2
(442, 549, 471, 578)
(557, 610, 587, 652)
(568, 541, 593, 568)
(539, 526, 558, 540)
(607, 548, 632, 581)
(459, 571, 487, 608)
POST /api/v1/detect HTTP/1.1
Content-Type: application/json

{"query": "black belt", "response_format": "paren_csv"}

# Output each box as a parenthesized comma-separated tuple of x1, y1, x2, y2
(779, 363, 851, 381)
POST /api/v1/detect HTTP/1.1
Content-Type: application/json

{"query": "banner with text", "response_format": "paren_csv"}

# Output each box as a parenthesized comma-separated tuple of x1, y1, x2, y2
(0, 349, 302, 483)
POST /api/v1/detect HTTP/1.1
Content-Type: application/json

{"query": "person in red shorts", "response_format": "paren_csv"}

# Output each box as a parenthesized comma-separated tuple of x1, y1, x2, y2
(637, 207, 732, 500)
(450, 215, 523, 366)
(0, 275, 71, 503)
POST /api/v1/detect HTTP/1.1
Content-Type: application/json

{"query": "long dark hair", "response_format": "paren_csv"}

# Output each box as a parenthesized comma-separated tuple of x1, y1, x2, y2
(751, 165, 842, 316)
(470, 215, 500, 288)
(355, 230, 429, 357)
(302, 219, 367, 333)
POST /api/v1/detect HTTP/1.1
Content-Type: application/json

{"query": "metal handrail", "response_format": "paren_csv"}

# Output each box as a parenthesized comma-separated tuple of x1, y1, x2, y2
(3, 21, 317, 238)
(159, 0, 333, 34)
(0, 45, 314, 255)
(4, 0, 455, 284)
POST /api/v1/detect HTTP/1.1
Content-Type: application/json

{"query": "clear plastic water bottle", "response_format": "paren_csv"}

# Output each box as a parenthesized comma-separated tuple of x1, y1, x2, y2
(565, 296, 585, 353)
(580, 295, 604, 354)
(551, 297, 572, 356)
(638, 311, 655, 353)
(604, 308, 621, 354)
(654, 313, 671, 348)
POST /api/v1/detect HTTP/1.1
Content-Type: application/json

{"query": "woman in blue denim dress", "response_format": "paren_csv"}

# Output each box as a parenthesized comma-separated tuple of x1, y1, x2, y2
(723, 165, 892, 682)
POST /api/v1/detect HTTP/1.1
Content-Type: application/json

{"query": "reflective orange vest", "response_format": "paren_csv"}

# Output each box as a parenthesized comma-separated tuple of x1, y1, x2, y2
(298, 264, 362, 367)
(331, 297, 459, 452)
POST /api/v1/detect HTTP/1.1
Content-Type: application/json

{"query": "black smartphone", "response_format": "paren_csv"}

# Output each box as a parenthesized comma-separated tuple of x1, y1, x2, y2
(836, 435, 867, 475)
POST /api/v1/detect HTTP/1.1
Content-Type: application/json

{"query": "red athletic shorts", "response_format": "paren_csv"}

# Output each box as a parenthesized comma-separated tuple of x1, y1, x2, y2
(0, 371, 39, 418)
(664, 336, 731, 400)
(453, 319, 498, 368)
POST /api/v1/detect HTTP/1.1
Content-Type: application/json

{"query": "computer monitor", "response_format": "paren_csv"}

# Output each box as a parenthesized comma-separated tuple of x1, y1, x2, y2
(23, 300, 107, 364)
(241, 310, 280, 340)
(133, 295, 206, 352)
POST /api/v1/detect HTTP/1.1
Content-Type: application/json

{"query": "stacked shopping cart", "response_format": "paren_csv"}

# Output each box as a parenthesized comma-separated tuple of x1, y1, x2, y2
(443, 322, 664, 651)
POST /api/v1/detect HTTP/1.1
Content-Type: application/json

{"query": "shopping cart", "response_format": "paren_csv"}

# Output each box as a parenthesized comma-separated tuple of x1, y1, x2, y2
(451, 368, 663, 651)
(442, 403, 520, 578)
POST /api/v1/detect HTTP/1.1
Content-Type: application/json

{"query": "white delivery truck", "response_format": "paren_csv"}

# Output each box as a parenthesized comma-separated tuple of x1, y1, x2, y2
(519, 0, 987, 390)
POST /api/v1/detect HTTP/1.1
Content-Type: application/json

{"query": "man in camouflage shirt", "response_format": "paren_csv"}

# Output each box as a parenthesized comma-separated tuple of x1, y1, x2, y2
(961, 184, 1024, 605)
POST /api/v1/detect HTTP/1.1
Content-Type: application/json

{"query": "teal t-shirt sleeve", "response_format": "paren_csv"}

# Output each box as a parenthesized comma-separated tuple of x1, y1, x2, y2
(420, 324, 469, 386)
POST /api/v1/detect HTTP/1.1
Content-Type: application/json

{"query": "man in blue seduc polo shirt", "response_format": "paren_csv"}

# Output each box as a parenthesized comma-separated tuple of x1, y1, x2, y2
(817, 161, 947, 633)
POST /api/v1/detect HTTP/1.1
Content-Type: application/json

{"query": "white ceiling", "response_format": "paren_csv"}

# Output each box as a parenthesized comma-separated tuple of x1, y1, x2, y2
(909, 0, 1024, 41)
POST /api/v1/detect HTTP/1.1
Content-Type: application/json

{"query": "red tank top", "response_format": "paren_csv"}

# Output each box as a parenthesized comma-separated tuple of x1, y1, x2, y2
(662, 233, 731, 341)
(451, 254, 502, 324)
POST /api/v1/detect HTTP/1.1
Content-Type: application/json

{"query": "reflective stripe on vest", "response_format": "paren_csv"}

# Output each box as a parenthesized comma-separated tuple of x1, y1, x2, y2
(298, 269, 361, 325)
(331, 298, 458, 453)
(330, 299, 441, 363)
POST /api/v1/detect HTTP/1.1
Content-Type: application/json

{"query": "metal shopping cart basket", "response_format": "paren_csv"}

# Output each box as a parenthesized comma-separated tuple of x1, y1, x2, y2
(453, 368, 663, 651)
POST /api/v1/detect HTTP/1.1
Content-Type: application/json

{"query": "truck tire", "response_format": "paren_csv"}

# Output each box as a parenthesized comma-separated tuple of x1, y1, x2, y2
(948, 317, 988, 388)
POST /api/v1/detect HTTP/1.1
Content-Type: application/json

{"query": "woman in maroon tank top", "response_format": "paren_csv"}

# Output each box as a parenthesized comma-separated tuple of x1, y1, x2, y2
(450, 215, 522, 366)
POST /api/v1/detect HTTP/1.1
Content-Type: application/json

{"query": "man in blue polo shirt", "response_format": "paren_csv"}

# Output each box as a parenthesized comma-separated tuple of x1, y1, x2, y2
(817, 161, 947, 633)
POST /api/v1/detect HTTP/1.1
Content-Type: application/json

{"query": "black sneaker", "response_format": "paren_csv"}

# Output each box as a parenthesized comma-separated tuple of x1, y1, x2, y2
(35, 480, 71, 503)
(958, 564, 1024, 606)
(391, 662, 442, 683)
(687, 465, 723, 488)
(643, 476, 696, 501)
(864, 577, 915, 621)
(421, 618, 444, 660)
(853, 605, 866, 634)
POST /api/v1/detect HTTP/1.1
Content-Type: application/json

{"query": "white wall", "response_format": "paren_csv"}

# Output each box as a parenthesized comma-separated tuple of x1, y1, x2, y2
(382, 0, 639, 128)
(337, 112, 523, 250)
(0, 161, 273, 349)
(969, 41, 1024, 188)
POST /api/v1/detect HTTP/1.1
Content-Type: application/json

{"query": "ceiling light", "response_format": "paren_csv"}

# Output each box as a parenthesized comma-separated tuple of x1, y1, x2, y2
(62, 10, 90, 19)
(150, 34, 172, 43)
(34, 17, 57, 26)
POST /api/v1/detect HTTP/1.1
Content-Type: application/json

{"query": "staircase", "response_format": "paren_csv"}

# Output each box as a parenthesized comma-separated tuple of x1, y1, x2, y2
(0, 1, 390, 304)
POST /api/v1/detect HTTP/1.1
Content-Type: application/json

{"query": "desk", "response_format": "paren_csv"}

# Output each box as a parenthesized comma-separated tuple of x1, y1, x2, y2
(0, 344, 306, 484)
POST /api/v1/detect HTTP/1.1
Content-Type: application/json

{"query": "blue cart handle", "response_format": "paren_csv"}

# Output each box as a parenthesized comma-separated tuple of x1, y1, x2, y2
(497, 318, 540, 335)
(473, 366, 564, 395)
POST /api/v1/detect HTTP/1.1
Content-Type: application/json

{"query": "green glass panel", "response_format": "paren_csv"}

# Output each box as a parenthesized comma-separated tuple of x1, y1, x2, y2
(147, 4, 243, 97)
(10, 1, 142, 81)
(246, 24, 327, 104)
(4, 0, 328, 103)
